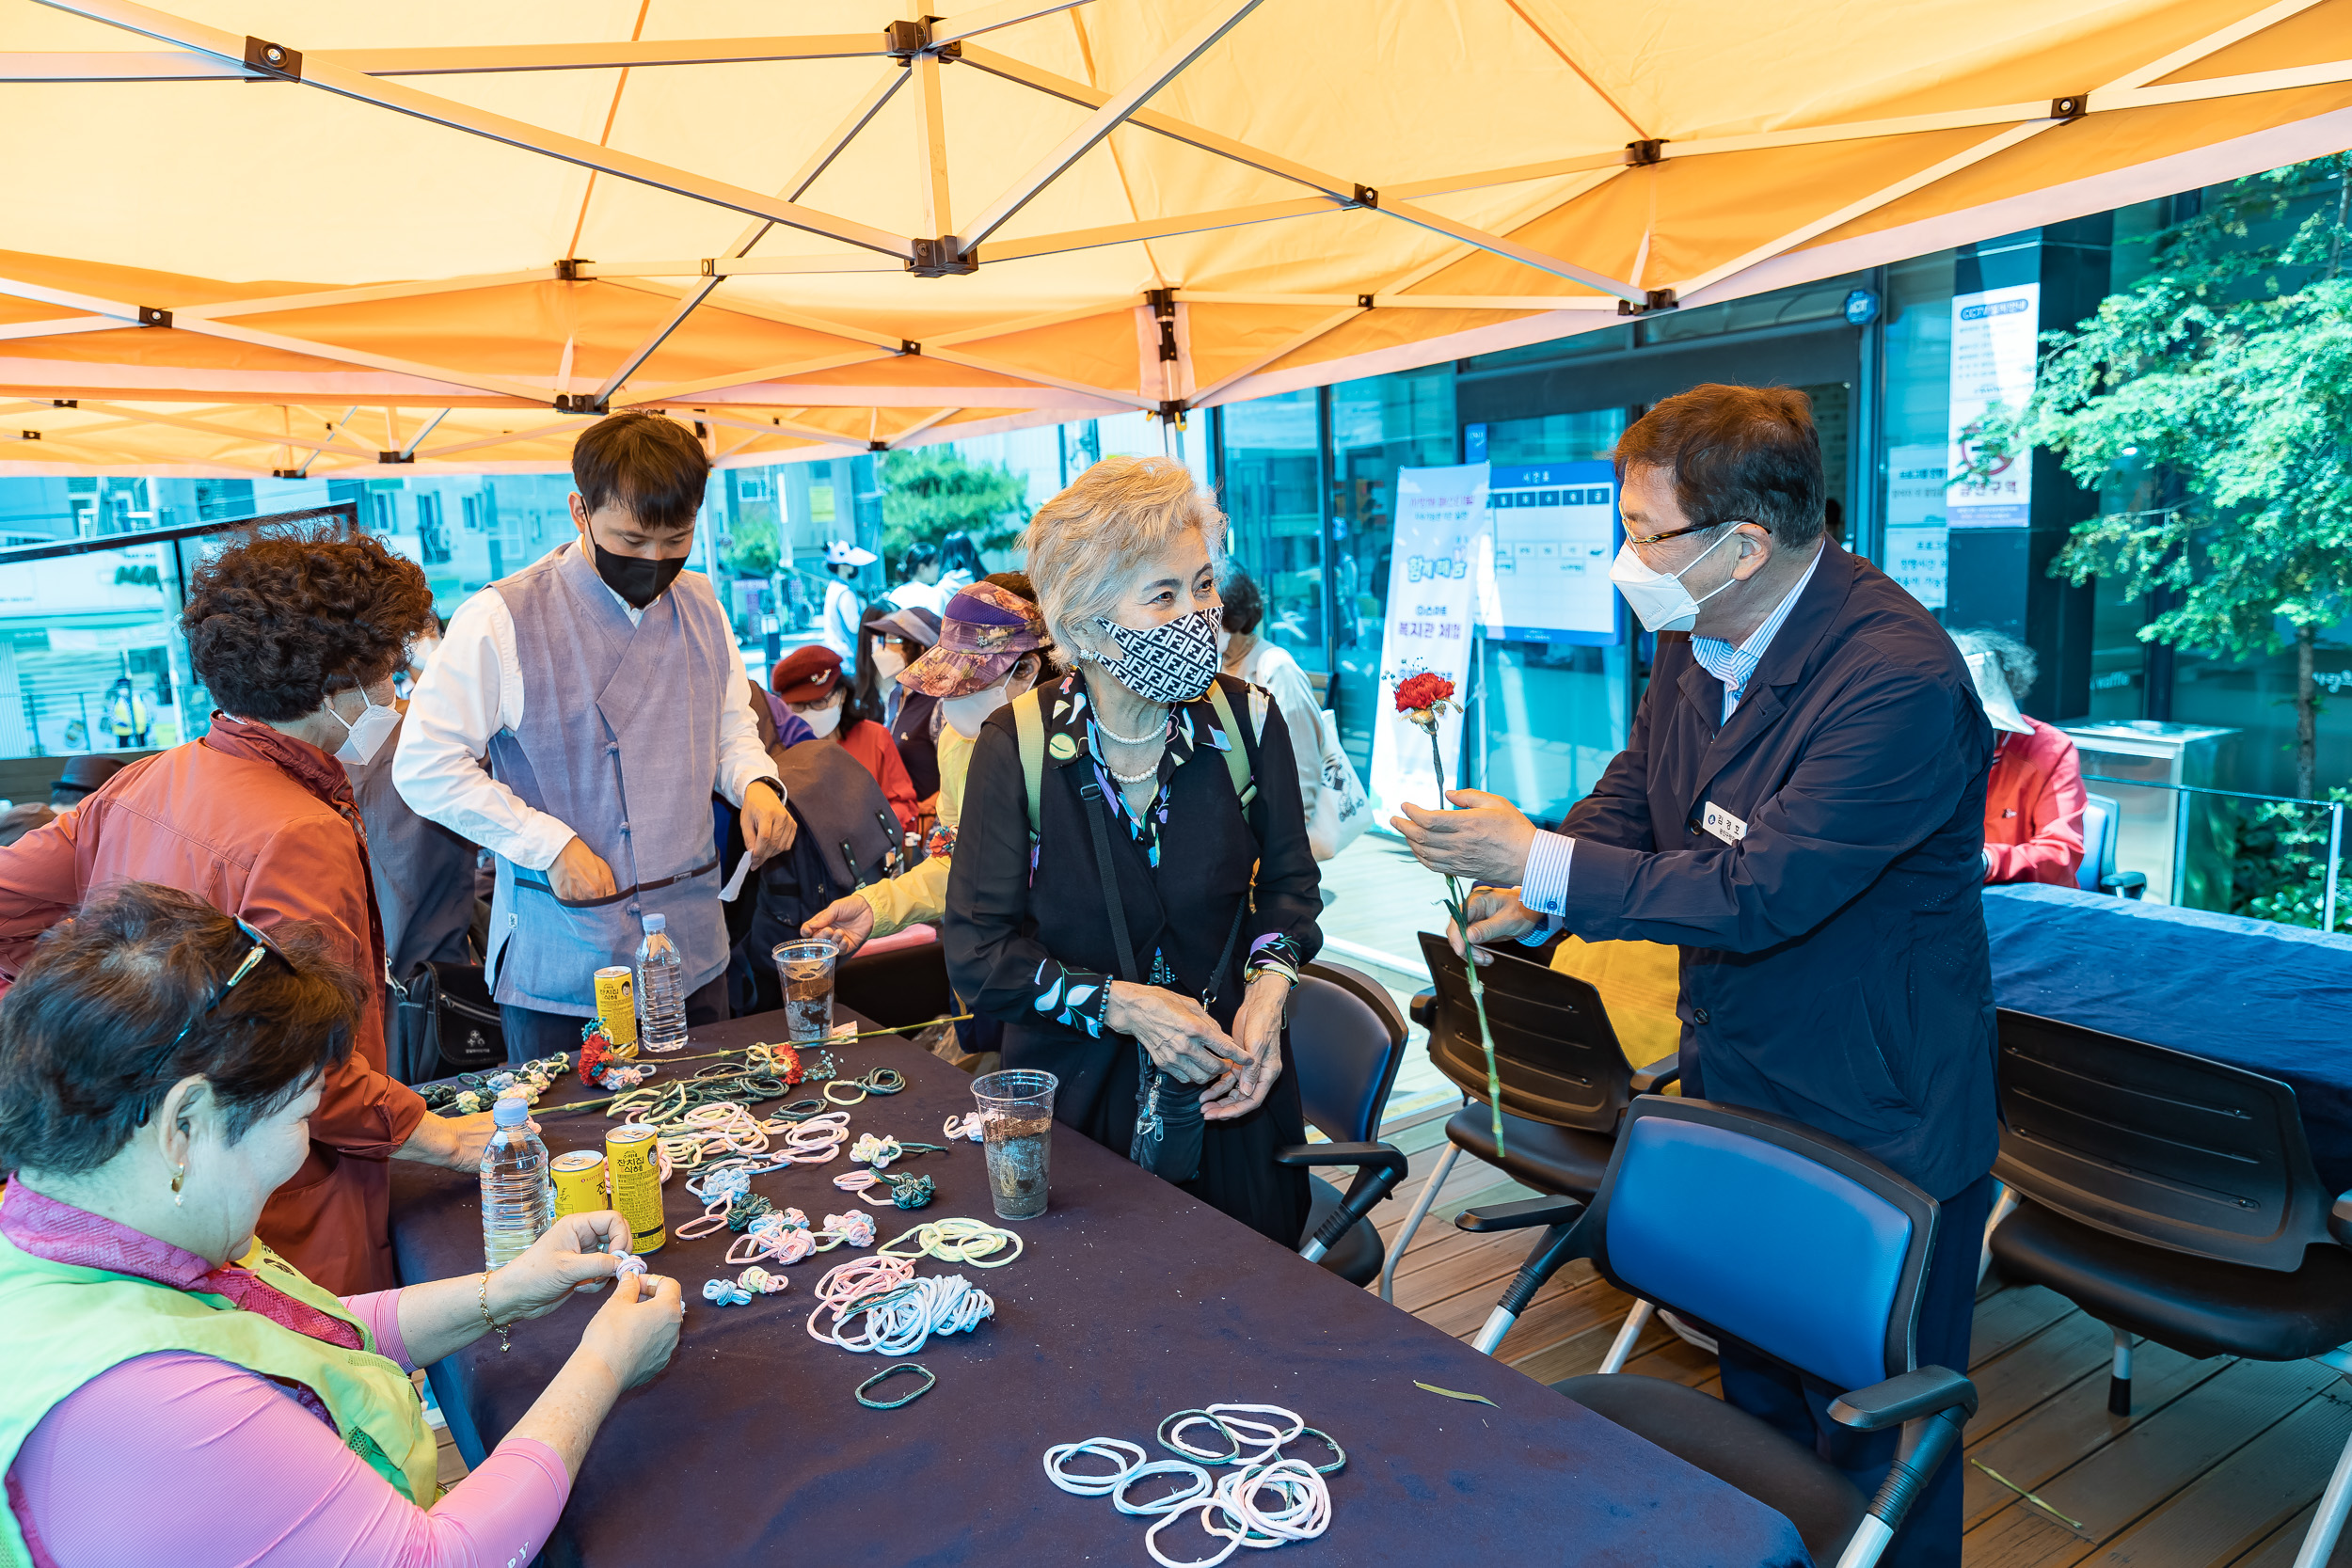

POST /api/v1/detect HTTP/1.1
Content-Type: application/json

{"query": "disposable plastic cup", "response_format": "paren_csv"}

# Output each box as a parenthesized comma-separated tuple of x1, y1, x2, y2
(972, 1069, 1058, 1221)
(772, 939, 839, 1044)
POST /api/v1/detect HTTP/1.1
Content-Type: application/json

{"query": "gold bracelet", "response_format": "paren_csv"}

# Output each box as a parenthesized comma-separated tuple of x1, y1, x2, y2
(478, 1270, 512, 1354)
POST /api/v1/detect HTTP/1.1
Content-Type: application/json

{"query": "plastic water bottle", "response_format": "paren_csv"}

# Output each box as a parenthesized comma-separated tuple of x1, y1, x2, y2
(479, 1094, 550, 1270)
(636, 912, 689, 1053)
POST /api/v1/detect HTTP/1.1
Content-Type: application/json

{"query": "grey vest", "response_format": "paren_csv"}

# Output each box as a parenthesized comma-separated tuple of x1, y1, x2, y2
(484, 543, 732, 1014)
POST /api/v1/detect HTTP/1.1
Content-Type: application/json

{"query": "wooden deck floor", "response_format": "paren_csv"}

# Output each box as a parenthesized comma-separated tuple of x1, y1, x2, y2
(1373, 1113, 2352, 1567)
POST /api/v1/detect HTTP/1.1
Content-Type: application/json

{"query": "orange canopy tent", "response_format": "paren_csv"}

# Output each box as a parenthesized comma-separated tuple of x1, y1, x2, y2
(1, 0, 2348, 475)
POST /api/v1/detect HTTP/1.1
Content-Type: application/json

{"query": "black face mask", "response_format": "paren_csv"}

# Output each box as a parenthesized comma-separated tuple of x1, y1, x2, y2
(586, 522, 689, 610)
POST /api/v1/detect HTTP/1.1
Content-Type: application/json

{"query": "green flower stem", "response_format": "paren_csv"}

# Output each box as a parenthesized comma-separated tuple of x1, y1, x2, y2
(1422, 711, 1505, 1159)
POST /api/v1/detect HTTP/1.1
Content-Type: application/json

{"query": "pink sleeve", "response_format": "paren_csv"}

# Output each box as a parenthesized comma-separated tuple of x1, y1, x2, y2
(9, 1352, 570, 1568)
(343, 1289, 413, 1370)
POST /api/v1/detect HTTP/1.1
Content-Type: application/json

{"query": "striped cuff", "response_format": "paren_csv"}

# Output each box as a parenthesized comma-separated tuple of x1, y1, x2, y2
(1520, 831, 1575, 917)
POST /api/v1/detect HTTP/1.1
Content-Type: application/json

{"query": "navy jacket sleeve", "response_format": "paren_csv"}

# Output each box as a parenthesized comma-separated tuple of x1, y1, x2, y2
(1557, 656, 1978, 952)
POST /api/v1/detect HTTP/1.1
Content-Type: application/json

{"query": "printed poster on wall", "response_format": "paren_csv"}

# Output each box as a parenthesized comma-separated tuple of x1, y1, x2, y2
(1370, 464, 1486, 828)
(1475, 461, 1621, 644)
(1883, 442, 1949, 610)
(1947, 282, 2040, 528)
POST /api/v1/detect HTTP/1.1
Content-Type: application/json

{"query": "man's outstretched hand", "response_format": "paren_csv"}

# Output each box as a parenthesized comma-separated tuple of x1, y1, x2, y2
(1392, 788, 1539, 886)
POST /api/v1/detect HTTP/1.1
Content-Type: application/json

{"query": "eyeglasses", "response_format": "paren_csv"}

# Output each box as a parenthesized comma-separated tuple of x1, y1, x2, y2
(171, 917, 284, 1050)
(1624, 517, 1748, 548)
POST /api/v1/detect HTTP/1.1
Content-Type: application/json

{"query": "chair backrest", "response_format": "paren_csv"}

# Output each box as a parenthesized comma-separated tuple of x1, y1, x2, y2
(1587, 1099, 1938, 1392)
(1994, 1008, 2332, 1270)
(1418, 929, 1632, 1132)
(1289, 960, 1408, 1144)
(2079, 793, 2119, 891)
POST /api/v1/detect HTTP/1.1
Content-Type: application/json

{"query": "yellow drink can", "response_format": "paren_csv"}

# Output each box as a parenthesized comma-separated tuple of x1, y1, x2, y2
(594, 966, 638, 1053)
(549, 1149, 607, 1221)
(604, 1124, 665, 1254)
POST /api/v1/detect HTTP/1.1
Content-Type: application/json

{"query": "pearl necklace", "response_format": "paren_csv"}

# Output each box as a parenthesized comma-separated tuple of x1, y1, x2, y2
(1090, 707, 1168, 747)
(1107, 757, 1162, 785)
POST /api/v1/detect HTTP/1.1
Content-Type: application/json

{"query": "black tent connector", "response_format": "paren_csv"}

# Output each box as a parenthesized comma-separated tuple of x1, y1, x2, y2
(2049, 95, 2089, 121)
(137, 307, 171, 328)
(907, 238, 977, 277)
(378, 450, 414, 465)
(553, 393, 606, 414)
(244, 37, 302, 82)
(1627, 139, 1666, 166)
(1617, 288, 1679, 316)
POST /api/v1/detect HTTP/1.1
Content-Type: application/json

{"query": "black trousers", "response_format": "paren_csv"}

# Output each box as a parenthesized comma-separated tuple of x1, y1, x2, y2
(1715, 1171, 1994, 1568)
(500, 973, 729, 1065)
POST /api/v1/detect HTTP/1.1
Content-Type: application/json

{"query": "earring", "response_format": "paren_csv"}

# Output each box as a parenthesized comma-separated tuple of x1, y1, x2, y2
(171, 1164, 186, 1206)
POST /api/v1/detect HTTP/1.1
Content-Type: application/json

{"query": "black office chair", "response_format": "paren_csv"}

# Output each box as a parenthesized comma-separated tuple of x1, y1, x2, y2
(1460, 1097, 1976, 1568)
(1985, 1009, 2352, 1567)
(1384, 930, 1678, 1315)
(1275, 960, 1411, 1287)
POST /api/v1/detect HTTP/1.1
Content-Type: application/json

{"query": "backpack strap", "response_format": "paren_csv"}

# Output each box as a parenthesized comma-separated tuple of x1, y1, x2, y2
(1012, 685, 1047, 847)
(1204, 678, 1257, 813)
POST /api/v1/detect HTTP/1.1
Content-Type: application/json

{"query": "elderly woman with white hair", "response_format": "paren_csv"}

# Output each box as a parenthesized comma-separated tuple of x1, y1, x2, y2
(944, 457, 1322, 1243)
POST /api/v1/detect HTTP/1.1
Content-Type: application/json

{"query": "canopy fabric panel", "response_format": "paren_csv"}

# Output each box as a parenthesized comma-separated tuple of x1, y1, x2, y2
(1, 0, 2348, 476)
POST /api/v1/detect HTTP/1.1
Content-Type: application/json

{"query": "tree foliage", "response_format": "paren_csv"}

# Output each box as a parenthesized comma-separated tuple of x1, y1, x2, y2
(879, 446, 1026, 564)
(1989, 155, 2352, 797)
(720, 500, 780, 578)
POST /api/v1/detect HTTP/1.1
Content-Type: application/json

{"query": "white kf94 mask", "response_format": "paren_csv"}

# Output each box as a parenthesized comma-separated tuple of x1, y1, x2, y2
(1607, 528, 1742, 634)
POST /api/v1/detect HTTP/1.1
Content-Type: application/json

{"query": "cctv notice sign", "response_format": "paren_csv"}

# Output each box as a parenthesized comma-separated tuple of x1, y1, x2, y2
(1947, 282, 2040, 529)
(1371, 464, 1486, 830)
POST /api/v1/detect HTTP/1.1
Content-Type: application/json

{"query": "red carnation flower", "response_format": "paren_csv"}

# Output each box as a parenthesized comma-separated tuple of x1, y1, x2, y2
(578, 1028, 612, 1086)
(1393, 672, 1455, 712)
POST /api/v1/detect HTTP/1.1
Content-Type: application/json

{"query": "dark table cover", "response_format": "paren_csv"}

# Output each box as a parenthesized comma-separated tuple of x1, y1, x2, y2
(1986, 883, 2352, 1191)
(392, 1010, 1809, 1567)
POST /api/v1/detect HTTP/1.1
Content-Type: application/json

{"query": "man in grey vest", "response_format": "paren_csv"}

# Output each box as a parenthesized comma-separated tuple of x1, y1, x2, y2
(395, 412, 795, 1061)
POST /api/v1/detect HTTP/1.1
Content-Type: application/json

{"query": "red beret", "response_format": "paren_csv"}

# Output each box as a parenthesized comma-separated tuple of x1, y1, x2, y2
(771, 644, 843, 705)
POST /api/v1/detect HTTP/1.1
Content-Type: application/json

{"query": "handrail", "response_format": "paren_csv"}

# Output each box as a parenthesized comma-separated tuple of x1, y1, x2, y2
(2078, 773, 2343, 933)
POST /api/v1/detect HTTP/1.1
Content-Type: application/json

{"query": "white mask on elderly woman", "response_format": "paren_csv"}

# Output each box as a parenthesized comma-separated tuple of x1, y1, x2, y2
(870, 645, 908, 686)
(940, 662, 1041, 740)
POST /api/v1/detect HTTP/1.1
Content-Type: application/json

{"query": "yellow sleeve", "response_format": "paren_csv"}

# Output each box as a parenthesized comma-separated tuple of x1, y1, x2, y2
(934, 725, 974, 830)
(861, 724, 974, 937)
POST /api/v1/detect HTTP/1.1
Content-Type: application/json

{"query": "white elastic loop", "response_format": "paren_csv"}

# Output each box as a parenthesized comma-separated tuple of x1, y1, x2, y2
(1114, 1460, 1214, 1516)
(1043, 1437, 1148, 1497)
(1205, 1403, 1304, 1460)
(1146, 1501, 1246, 1568)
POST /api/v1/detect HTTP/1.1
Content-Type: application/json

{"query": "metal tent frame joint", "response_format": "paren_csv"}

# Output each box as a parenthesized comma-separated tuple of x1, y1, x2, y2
(907, 238, 977, 277)
(1351, 183, 1379, 209)
(136, 307, 171, 328)
(1627, 138, 1666, 166)
(553, 393, 607, 414)
(1617, 287, 1678, 316)
(554, 258, 592, 281)
(242, 37, 299, 82)
(2049, 94, 2089, 121)
(376, 449, 413, 465)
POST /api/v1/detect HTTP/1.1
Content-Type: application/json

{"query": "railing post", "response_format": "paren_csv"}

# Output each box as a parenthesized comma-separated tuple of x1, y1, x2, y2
(2325, 800, 2343, 936)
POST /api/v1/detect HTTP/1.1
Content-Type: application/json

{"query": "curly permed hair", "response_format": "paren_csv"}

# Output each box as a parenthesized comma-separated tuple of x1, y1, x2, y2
(183, 526, 437, 722)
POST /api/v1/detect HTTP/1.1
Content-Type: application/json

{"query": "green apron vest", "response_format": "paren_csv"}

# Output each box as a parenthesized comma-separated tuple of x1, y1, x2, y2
(0, 1228, 439, 1568)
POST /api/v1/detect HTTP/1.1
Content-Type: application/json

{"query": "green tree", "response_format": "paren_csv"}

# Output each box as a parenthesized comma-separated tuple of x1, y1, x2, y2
(879, 446, 1026, 565)
(720, 500, 780, 578)
(1995, 155, 2352, 799)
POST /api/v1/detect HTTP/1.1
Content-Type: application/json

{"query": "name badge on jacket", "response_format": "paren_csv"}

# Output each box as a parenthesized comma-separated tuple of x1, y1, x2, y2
(1701, 801, 1749, 846)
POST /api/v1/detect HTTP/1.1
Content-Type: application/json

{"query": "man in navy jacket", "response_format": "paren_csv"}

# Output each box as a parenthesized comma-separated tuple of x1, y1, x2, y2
(1399, 384, 1996, 1568)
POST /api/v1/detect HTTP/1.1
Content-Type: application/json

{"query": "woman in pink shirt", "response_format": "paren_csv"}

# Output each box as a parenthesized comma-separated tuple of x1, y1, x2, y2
(0, 883, 685, 1568)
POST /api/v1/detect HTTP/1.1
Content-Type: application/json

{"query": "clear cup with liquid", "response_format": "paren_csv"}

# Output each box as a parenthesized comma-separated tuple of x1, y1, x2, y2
(972, 1069, 1058, 1221)
(771, 938, 839, 1044)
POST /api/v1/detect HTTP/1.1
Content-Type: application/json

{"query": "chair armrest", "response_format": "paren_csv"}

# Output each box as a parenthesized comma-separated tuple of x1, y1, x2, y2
(1455, 1196, 1585, 1233)
(1274, 1142, 1408, 1178)
(1827, 1365, 1979, 1432)
(1279, 1143, 1411, 1260)
(2331, 1190, 2352, 1251)
(1629, 1054, 1680, 1095)
(2103, 870, 2148, 898)
(1408, 989, 1436, 1028)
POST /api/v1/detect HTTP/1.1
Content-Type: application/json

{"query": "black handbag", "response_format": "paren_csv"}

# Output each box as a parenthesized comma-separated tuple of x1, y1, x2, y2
(390, 959, 506, 1082)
